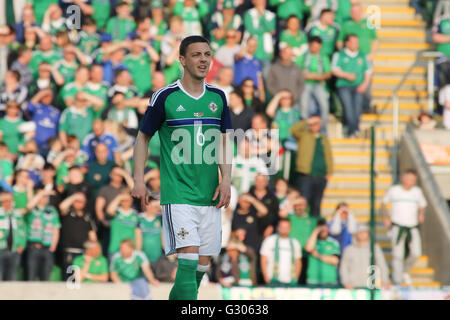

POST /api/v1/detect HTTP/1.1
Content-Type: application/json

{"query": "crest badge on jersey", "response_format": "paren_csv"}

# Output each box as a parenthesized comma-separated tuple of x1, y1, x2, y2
(209, 102, 218, 113)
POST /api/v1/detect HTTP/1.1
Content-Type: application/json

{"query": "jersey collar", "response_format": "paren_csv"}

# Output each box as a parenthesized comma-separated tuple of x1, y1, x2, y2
(176, 79, 206, 100)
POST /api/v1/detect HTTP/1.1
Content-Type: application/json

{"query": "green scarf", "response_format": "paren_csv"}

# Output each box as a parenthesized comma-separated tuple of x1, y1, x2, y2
(393, 223, 419, 259)
(272, 235, 297, 285)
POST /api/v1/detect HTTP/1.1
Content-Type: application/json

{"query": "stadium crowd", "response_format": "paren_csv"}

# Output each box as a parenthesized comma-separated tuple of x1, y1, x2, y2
(0, 0, 447, 295)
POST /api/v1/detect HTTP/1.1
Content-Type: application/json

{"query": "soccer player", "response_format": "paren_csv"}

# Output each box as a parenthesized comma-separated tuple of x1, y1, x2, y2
(132, 35, 232, 300)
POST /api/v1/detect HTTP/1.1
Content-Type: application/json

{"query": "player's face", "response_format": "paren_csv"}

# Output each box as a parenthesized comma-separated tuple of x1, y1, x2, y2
(180, 42, 212, 81)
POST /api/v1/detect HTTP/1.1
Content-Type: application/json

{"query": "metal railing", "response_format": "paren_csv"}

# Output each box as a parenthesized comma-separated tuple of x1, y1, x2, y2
(374, 50, 444, 183)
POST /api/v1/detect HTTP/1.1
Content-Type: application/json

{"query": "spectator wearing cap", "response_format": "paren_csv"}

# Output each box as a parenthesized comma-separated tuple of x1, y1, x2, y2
(11, 46, 33, 87)
(0, 70, 28, 115)
(306, 9, 339, 58)
(26, 89, 60, 150)
(110, 239, 160, 300)
(290, 115, 333, 217)
(332, 34, 372, 138)
(72, 240, 109, 283)
(210, 0, 243, 53)
(305, 218, 340, 286)
(260, 218, 302, 286)
(233, 36, 263, 88)
(59, 192, 97, 281)
(266, 46, 304, 105)
(297, 36, 331, 135)
(173, 0, 209, 37)
(106, 1, 136, 41)
(243, 0, 276, 77)
(25, 188, 60, 281)
(340, 224, 390, 289)
(0, 191, 27, 281)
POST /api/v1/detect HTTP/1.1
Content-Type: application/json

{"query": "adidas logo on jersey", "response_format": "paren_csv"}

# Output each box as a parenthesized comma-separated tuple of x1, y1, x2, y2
(176, 105, 186, 112)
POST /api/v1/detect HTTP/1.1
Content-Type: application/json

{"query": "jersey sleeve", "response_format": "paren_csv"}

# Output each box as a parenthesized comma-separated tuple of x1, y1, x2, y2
(219, 91, 232, 133)
(139, 90, 167, 137)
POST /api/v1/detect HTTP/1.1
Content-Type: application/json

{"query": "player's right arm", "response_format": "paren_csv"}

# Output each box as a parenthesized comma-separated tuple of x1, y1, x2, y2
(131, 89, 167, 209)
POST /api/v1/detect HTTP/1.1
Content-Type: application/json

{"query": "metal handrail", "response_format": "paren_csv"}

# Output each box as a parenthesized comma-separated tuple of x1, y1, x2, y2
(368, 50, 444, 184)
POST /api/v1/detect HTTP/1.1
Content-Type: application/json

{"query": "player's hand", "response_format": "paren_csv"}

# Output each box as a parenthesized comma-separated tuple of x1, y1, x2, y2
(212, 179, 231, 209)
(131, 181, 149, 210)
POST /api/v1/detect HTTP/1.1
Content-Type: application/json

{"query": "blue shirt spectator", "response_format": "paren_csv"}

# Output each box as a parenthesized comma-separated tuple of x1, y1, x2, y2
(328, 203, 358, 253)
(81, 119, 119, 162)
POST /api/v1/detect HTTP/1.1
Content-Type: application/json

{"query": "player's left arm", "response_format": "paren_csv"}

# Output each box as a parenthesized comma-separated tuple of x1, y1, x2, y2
(213, 132, 232, 209)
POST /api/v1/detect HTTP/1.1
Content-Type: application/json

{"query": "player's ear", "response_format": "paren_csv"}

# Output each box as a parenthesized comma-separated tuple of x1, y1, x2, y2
(179, 54, 185, 67)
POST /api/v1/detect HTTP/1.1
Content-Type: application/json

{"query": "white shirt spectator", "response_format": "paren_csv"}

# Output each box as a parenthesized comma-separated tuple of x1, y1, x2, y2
(382, 185, 427, 227)
(260, 234, 301, 284)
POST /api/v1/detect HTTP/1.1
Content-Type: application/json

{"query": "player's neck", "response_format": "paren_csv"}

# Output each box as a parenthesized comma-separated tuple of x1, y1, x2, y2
(180, 74, 205, 98)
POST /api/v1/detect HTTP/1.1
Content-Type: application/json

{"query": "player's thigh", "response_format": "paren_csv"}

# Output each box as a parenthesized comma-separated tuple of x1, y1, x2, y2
(162, 204, 201, 256)
(197, 206, 222, 256)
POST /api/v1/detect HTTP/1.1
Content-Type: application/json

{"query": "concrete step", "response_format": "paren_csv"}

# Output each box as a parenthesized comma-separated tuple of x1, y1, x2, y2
(374, 103, 428, 116)
(321, 196, 387, 206)
(372, 80, 427, 92)
(324, 188, 386, 200)
(378, 42, 431, 51)
(331, 151, 392, 165)
(372, 73, 425, 80)
(331, 163, 391, 173)
(330, 141, 394, 153)
(361, 113, 412, 122)
(322, 212, 384, 223)
(359, 0, 412, 8)
(385, 255, 430, 269)
(373, 66, 426, 75)
(372, 55, 417, 68)
(372, 96, 430, 106)
(380, 20, 426, 28)
(371, 89, 428, 99)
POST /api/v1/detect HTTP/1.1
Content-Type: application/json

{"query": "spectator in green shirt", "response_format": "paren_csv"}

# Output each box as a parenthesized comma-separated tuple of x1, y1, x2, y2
(432, 14, 450, 91)
(305, 218, 340, 286)
(297, 36, 332, 135)
(106, 2, 137, 41)
(279, 15, 308, 60)
(332, 34, 372, 138)
(173, 0, 209, 36)
(305, 9, 339, 58)
(110, 239, 160, 300)
(0, 101, 25, 157)
(0, 142, 14, 186)
(266, 90, 301, 143)
(282, 196, 317, 284)
(26, 0, 58, 26)
(25, 188, 60, 281)
(337, 2, 379, 58)
(73, 240, 109, 283)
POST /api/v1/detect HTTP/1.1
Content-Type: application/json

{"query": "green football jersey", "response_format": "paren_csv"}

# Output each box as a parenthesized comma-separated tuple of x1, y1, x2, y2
(307, 22, 339, 57)
(59, 106, 95, 144)
(106, 17, 136, 41)
(26, 205, 60, 246)
(139, 80, 232, 206)
(108, 208, 139, 254)
(77, 31, 100, 56)
(110, 250, 149, 282)
(55, 60, 79, 84)
(288, 214, 316, 250)
(296, 51, 332, 85)
(123, 52, 152, 95)
(84, 81, 109, 119)
(332, 49, 371, 88)
(434, 18, 450, 57)
(29, 50, 61, 79)
(0, 208, 27, 251)
(0, 117, 25, 155)
(307, 237, 340, 285)
(138, 214, 162, 262)
(91, 0, 111, 30)
(338, 19, 378, 55)
(0, 158, 14, 181)
(72, 254, 109, 283)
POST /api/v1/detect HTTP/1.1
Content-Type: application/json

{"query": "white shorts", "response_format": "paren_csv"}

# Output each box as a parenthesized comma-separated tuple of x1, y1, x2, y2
(162, 204, 222, 256)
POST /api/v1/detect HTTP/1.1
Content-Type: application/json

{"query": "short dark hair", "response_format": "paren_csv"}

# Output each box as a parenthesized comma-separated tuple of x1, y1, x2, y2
(344, 34, 358, 43)
(317, 218, 327, 226)
(320, 8, 333, 17)
(179, 35, 210, 57)
(83, 16, 96, 26)
(308, 35, 322, 44)
(8, 69, 20, 82)
(278, 218, 291, 225)
(404, 169, 417, 176)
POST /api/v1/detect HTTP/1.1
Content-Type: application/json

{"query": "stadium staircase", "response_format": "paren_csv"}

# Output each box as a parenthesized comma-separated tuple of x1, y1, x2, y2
(323, 0, 440, 288)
